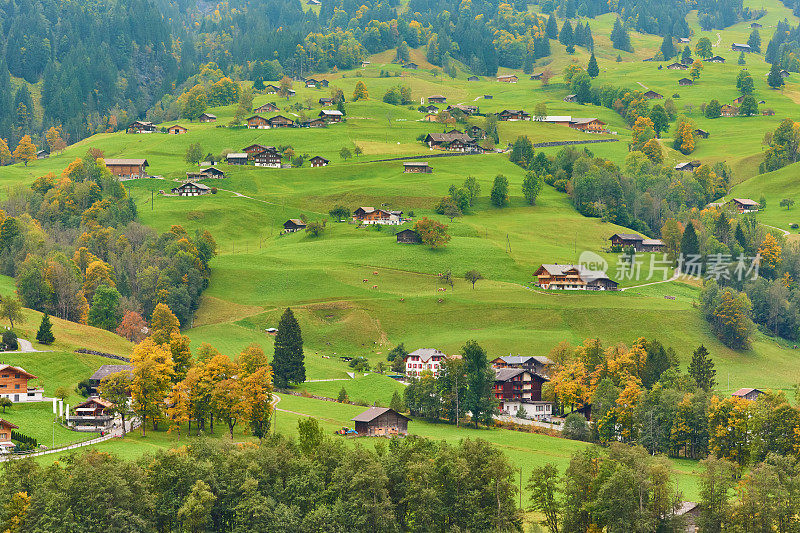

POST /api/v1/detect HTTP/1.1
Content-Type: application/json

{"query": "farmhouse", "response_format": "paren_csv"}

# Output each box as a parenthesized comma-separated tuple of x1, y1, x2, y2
(694, 128, 710, 139)
(610, 233, 644, 249)
(167, 125, 187, 135)
(0, 419, 18, 451)
(283, 219, 307, 232)
(263, 84, 280, 94)
(678, 77, 693, 86)
(493, 368, 552, 419)
(0, 364, 43, 403)
(564, 94, 578, 102)
(36, 149, 49, 159)
(497, 109, 530, 121)
(537, 115, 573, 126)
(728, 198, 760, 213)
(319, 98, 333, 106)
(353, 207, 402, 225)
(497, 74, 518, 83)
(677, 37, 690, 44)
(309, 156, 329, 167)
(319, 109, 343, 123)
(89, 365, 132, 393)
(269, 115, 295, 127)
(422, 113, 438, 122)
(403, 161, 432, 173)
(763, 109, 776, 116)
(423, 104, 439, 114)
(254, 102, 278, 113)
(404, 348, 447, 377)
(171, 182, 211, 196)
(751, 22, 762, 28)
(253, 150, 282, 167)
(424, 132, 478, 151)
(731, 43, 752, 52)
(226, 153, 249, 165)
(70, 397, 115, 430)
(126, 120, 156, 134)
(468, 75, 479, 81)
(641, 239, 665, 252)
(674, 161, 701, 171)
(428, 95, 447, 104)
(246, 115, 270, 129)
(732, 95, 747, 105)
(351, 407, 410, 436)
(447, 104, 479, 115)
(666, 62, 688, 70)
(721, 104, 738, 117)
(569, 118, 607, 132)
(103, 159, 149, 179)
(491, 355, 555, 377)
(186, 166, 226, 180)
(643, 90, 663, 99)
(396, 229, 421, 244)
(530, 73, 543, 80)
(243, 144, 275, 158)
(732, 388, 764, 400)
(403, 62, 419, 69)
(305, 78, 320, 88)
(198, 113, 217, 123)
(468, 125, 486, 139)
(706, 55, 726, 63)
(534, 264, 619, 291)
(303, 118, 327, 128)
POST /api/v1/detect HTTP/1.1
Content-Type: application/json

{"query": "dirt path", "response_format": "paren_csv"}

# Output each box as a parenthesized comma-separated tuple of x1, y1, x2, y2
(713, 32, 721, 47)
(637, 82, 649, 90)
(620, 271, 681, 292)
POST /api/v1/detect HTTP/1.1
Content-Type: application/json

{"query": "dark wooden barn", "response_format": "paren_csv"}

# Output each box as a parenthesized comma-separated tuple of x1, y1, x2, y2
(351, 407, 410, 436)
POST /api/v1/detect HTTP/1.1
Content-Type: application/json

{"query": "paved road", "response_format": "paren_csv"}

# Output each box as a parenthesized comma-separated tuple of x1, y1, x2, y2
(2, 338, 44, 354)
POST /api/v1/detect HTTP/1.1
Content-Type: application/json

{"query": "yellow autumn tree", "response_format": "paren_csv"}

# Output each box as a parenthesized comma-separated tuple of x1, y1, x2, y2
(673, 120, 695, 155)
(708, 395, 752, 465)
(83, 260, 115, 302)
(150, 303, 181, 344)
(630, 116, 656, 151)
(758, 233, 782, 272)
(0, 138, 12, 165)
(615, 377, 642, 442)
(130, 338, 175, 436)
(1, 491, 30, 533)
(551, 359, 590, 410)
(641, 138, 663, 163)
(353, 80, 369, 101)
(12, 135, 36, 166)
(45, 126, 66, 154)
(240, 366, 274, 438)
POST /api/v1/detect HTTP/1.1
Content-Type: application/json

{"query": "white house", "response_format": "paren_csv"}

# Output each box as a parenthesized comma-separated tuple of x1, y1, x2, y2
(0, 364, 44, 403)
(404, 348, 448, 377)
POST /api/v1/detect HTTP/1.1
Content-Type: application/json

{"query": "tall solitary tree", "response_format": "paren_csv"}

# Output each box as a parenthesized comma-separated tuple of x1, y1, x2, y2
(462, 340, 497, 427)
(768, 62, 785, 89)
(522, 171, 543, 205)
(12, 135, 36, 166)
(587, 52, 599, 78)
(688, 344, 716, 391)
(35, 313, 54, 345)
(660, 34, 676, 60)
(272, 308, 305, 387)
(680, 222, 700, 260)
(490, 175, 510, 207)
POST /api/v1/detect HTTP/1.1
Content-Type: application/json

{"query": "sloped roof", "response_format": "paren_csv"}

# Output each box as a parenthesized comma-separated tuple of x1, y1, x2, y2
(103, 158, 148, 167)
(0, 418, 19, 430)
(226, 153, 248, 159)
(174, 182, 210, 191)
(495, 368, 526, 382)
(90, 365, 132, 381)
(408, 348, 446, 362)
(731, 198, 759, 206)
(732, 387, 762, 397)
(611, 233, 645, 241)
(403, 161, 430, 166)
(351, 407, 410, 422)
(426, 133, 473, 143)
(0, 364, 36, 380)
(285, 219, 306, 226)
(536, 264, 612, 282)
(320, 109, 343, 116)
(642, 239, 664, 246)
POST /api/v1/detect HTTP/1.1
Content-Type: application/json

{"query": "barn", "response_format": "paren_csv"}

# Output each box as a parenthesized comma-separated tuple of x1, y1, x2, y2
(351, 407, 410, 436)
(171, 182, 211, 196)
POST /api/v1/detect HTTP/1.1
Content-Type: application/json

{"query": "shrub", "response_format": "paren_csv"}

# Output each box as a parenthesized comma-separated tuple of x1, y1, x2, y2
(2, 330, 18, 351)
(562, 412, 591, 441)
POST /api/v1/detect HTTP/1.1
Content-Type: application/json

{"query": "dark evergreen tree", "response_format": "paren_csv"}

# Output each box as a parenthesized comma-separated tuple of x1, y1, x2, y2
(462, 340, 497, 427)
(661, 34, 676, 60)
(36, 313, 54, 345)
(587, 52, 599, 77)
(734, 223, 747, 250)
(546, 15, 559, 39)
(559, 20, 574, 45)
(610, 18, 633, 52)
(768, 61, 785, 88)
(272, 308, 306, 387)
(747, 29, 761, 52)
(681, 46, 692, 63)
(688, 344, 716, 391)
(680, 222, 700, 259)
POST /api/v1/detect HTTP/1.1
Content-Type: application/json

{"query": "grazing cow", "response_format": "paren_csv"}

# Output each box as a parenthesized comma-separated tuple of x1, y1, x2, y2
(372, 285, 378, 289)
(363, 279, 368, 283)
(373, 271, 378, 275)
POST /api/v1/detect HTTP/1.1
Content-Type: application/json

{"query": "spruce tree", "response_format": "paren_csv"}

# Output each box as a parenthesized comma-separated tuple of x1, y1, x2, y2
(688, 344, 716, 391)
(680, 222, 700, 260)
(390, 390, 405, 413)
(462, 340, 497, 427)
(768, 62, 785, 89)
(559, 20, 574, 46)
(661, 34, 676, 60)
(734, 223, 747, 251)
(36, 313, 54, 345)
(272, 308, 305, 388)
(587, 52, 599, 78)
(546, 15, 559, 39)
(681, 46, 692, 63)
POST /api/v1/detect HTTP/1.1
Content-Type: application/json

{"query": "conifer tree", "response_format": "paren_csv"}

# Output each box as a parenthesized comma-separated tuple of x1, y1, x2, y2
(36, 313, 54, 345)
(688, 344, 716, 391)
(768, 62, 785, 89)
(661, 34, 676, 60)
(273, 308, 305, 388)
(610, 18, 633, 52)
(559, 20, 574, 46)
(587, 52, 599, 78)
(680, 222, 700, 260)
(546, 15, 558, 39)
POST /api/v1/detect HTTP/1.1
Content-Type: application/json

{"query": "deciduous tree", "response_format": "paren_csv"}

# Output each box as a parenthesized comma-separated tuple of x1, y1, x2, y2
(130, 338, 175, 435)
(12, 135, 36, 166)
(414, 217, 450, 248)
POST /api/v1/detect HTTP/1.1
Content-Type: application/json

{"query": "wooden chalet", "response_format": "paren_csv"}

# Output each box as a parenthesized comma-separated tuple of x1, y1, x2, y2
(731, 43, 752, 52)
(253, 150, 282, 168)
(728, 198, 760, 213)
(283, 219, 307, 232)
(103, 159, 149, 179)
(569, 118, 606, 132)
(309, 156, 329, 167)
(351, 407, 410, 436)
(36, 149, 50, 159)
(674, 161, 701, 172)
(353, 207, 402, 225)
(396, 229, 421, 244)
(319, 109, 343, 123)
(491, 355, 555, 377)
(706, 55, 726, 63)
(0, 364, 42, 403)
(186, 166, 226, 180)
(254, 102, 279, 113)
(403, 161, 432, 173)
(530, 73, 543, 80)
(198, 113, 217, 123)
(0, 419, 18, 449)
(497, 109, 530, 121)
(666, 62, 688, 70)
(721, 104, 738, 117)
(643, 90, 663, 99)
(446, 104, 478, 115)
(226, 153, 249, 165)
(319, 97, 334, 106)
(468, 125, 486, 139)
(732, 388, 764, 401)
(423, 104, 439, 114)
(494, 368, 549, 403)
(678, 37, 691, 44)
(564, 94, 578, 102)
(305, 78, 320, 88)
(610, 233, 644, 249)
(467, 75, 479, 81)
(428, 95, 447, 104)
(167, 125, 187, 135)
(402, 62, 419, 69)
(424, 132, 478, 152)
(751, 22, 763, 28)
(263, 84, 280, 94)
(303, 118, 327, 128)
(732, 95, 746, 105)
(171, 182, 211, 196)
(243, 144, 275, 158)
(71, 397, 115, 429)
(269, 115, 295, 127)
(127, 120, 156, 134)
(534, 264, 619, 291)
(422, 113, 438, 122)
(694, 128, 710, 139)
(246, 115, 270, 129)
(678, 77, 693, 86)
(497, 74, 518, 83)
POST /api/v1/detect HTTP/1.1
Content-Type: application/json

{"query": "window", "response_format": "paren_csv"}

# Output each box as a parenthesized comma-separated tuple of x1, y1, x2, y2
(14, 384, 19, 389)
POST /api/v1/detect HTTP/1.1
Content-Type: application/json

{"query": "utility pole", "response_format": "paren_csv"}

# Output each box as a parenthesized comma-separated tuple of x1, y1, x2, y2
(519, 468, 523, 510)
(455, 373, 459, 428)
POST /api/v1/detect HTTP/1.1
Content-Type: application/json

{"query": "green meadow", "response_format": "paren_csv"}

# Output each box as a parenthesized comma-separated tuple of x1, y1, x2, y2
(0, 0, 799, 483)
